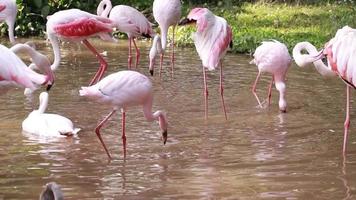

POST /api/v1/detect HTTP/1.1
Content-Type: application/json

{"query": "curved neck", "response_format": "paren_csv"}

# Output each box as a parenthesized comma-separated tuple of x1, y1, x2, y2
(6, 19, 15, 44)
(143, 97, 168, 132)
(149, 35, 162, 72)
(48, 33, 61, 71)
(97, 0, 112, 18)
(160, 26, 168, 51)
(38, 93, 49, 114)
(293, 42, 335, 77)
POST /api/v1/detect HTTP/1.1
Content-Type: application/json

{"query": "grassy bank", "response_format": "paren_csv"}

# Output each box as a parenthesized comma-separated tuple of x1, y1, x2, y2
(175, 3, 356, 53)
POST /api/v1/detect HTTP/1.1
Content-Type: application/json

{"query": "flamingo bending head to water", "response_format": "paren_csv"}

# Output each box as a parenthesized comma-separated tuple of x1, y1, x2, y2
(250, 40, 292, 112)
(46, 9, 116, 86)
(293, 26, 356, 154)
(97, 0, 154, 69)
(0, 0, 17, 44)
(179, 7, 233, 120)
(80, 70, 168, 160)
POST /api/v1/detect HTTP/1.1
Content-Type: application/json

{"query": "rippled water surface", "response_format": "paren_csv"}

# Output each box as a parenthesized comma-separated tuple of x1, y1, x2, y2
(1, 38, 356, 199)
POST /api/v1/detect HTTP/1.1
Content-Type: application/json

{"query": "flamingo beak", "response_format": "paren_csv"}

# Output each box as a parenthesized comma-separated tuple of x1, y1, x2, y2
(162, 130, 167, 145)
(178, 18, 196, 26)
(46, 84, 53, 91)
(150, 69, 154, 76)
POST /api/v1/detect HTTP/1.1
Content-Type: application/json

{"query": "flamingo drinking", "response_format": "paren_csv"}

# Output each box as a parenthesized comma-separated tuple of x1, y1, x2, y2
(250, 40, 292, 112)
(46, 9, 116, 85)
(22, 92, 81, 136)
(293, 26, 356, 154)
(79, 70, 168, 159)
(179, 8, 233, 120)
(0, 0, 17, 44)
(0, 43, 54, 92)
(97, 0, 154, 69)
(150, 0, 181, 76)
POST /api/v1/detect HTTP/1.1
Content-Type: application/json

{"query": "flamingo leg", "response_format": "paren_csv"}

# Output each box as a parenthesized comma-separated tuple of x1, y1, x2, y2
(121, 110, 127, 158)
(220, 62, 228, 120)
(159, 53, 164, 77)
(95, 110, 117, 160)
(128, 38, 132, 69)
(171, 25, 176, 77)
(267, 76, 274, 106)
(132, 38, 140, 69)
(252, 71, 263, 108)
(83, 39, 108, 86)
(203, 66, 208, 120)
(343, 86, 351, 154)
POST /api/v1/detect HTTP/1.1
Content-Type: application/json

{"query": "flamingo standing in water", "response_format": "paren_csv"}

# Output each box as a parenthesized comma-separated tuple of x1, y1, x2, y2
(150, 0, 181, 76)
(250, 40, 292, 112)
(179, 8, 233, 120)
(97, 0, 154, 69)
(0, 43, 54, 93)
(293, 26, 356, 154)
(46, 9, 116, 85)
(80, 70, 168, 159)
(0, 0, 17, 44)
(22, 92, 81, 136)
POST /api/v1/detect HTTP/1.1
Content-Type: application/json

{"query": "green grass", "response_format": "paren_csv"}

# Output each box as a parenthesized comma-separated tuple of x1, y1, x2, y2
(174, 3, 356, 53)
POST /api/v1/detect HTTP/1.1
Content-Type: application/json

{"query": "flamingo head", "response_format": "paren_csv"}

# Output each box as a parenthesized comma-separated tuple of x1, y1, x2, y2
(149, 35, 163, 76)
(179, 8, 212, 32)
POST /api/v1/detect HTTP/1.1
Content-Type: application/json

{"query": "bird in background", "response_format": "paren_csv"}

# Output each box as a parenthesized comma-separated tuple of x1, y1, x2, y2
(0, 43, 54, 93)
(79, 70, 168, 160)
(250, 40, 291, 112)
(39, 182, 64, 200)
(293, 25, 356, 154)
(150, 0, 181, 76)
(0, 0, 17, 44)
(97, 0, 154, 69)
(22, 92, 81, 136)
(179, 7, 233, 120)
(46, 8, 116, 86)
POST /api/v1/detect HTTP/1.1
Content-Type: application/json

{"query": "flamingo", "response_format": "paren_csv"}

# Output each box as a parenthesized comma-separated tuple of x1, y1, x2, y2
(0, 43, 54, 92)
(22, 92, 81, 136)
(39, 182, 64, 200)
(293, 25, 356, 154)
(0, 0, 17, 44)
(150, 0, 181, 76)
(79, 70, 168, 160)
(250, 40, 292, 112)
(46, 9, 116, 86)
(179, 8, 233, 120)
(97, 0, 154, 69)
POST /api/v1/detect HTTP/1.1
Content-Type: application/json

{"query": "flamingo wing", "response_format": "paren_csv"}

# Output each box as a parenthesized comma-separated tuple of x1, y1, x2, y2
(0, 4, 6, 12)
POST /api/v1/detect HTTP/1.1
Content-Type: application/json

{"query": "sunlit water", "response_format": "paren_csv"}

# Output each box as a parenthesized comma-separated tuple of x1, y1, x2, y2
(0, 38, 356, 199)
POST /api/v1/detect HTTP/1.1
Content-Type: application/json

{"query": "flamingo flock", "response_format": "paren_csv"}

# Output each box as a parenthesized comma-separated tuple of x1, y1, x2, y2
(0, 0, 355, 162)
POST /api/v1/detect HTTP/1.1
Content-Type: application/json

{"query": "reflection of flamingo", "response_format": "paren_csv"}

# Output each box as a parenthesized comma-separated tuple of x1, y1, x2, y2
(293, 26, 356, 154)
(39, 182, 64, 200)
(0, 0, 17, 44)
(46, 9, 116, 85)
(22, 92, 81, 136)
(97, 0, 154, 69)
(250, 40, 291, 112)
(0, 43, 54, 92)
(150, 0, 181, 76)
(79, 70, 168, 159)
(179, 8, 233, 120)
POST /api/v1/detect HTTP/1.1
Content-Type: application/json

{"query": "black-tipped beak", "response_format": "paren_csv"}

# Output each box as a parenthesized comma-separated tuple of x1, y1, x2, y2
(178, 18, 196, 26)
(150, 69, 154, 76)
(162, 130, 167, 145)
(46, 84, 53, 91)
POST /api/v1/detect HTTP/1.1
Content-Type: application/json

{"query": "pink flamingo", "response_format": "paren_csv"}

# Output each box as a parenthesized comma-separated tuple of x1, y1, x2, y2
(0, 0, 17, 44)
(150, 0, 181, 76)
(46, 9, 116, 86)
(97, 0, 154, 69)
(250, 40, 292, 112)
(79, 70, 168, 159)
(293, 26, 356, 154)
(179, 8, 233, 120)
(0, 43, 54, 92)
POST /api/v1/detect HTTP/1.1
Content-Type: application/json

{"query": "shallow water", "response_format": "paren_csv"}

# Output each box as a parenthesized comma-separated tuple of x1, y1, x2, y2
(0, 37, 356, 199)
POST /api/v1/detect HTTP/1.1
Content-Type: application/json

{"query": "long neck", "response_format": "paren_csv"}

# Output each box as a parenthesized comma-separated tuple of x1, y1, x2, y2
(143, 96, 168, 132)
(38, 93, 49, 114)
(48, 33, 61, 71)
(293, 42, 335, 77)
(97, 0, 112, 18)
(160, 26, 168, 51)
(6, 19, 15, 44)
(275, 81, 287, 112)
(149, 35, 162, 72)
